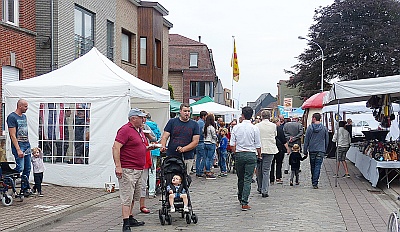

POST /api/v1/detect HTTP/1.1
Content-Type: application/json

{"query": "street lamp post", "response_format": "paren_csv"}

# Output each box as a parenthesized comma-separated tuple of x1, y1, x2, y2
(298, 36, 324, 92)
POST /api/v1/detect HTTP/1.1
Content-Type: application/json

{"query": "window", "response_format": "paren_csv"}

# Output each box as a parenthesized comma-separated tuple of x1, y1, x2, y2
(2, 0, 18, 25)
(2, 66, 19, 132)
(74, 6, 94, 58)
(190, 81, 214, 98)
(154, 39, 161, 68)
(121, 31, 130, 62)
(226, 92, 230, 100)
(106, 20, 114, 61)
(140, 37, 147, 65)
(39, 103, 91, 165)
(189, 53, 198, 67)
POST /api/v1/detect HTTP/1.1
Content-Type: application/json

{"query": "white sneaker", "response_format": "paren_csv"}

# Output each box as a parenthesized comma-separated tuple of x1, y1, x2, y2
(183, 206, 189, 212)
(170, 206, 175, 213)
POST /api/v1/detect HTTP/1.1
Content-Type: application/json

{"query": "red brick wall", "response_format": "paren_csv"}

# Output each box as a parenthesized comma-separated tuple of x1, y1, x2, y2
(19, 0, 36, 31)
(0, 0, 36, 129)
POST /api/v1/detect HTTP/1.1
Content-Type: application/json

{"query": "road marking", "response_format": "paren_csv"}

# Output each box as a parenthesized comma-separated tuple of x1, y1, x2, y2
(34, 205, 72, 212)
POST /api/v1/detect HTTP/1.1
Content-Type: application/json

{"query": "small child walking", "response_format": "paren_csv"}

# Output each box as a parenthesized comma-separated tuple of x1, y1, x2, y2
(167, 175, 189, 213)
(218, 128, 229, 177)
(31, 147, 45, 196)
(289, 144, 306, 186)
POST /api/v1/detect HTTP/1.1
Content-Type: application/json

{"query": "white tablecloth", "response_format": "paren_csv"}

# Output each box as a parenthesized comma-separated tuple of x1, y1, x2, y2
(346, 146, 400, 187)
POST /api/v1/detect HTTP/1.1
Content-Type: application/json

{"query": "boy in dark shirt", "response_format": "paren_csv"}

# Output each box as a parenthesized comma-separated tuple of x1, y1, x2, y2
(289, 144, 307, 186)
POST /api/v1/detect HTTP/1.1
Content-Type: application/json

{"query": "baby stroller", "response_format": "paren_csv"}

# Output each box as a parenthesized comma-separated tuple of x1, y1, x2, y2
(158, 156, 198, 225)
(0, 162, 28, 206)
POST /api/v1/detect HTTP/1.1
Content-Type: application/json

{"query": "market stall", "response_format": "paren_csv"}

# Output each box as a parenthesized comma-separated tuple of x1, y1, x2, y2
(4, 48, 170, 188)
(324, 75, 400, 188)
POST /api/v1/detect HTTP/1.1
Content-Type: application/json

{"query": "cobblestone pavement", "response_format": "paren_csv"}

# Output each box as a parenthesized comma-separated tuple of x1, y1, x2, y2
(2, 157, 399, 232)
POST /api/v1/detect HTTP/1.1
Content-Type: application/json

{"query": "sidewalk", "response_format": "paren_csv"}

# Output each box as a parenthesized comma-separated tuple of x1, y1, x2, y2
(2, 157, 399, 231)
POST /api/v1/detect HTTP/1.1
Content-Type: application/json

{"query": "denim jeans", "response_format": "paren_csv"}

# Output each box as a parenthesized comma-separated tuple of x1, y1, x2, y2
(235, 152, 256, 205)
(148, 156, 158, 195)
(309, 152, 324, 187)
(204, 143, 216, 172)
(196, 143, 205, 175)
(218, 150, 227, 173)
(13, 144, 31, 190)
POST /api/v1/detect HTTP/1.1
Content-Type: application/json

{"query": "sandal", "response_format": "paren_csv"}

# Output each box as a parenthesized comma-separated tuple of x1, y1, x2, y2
(140, 206, 150, 214)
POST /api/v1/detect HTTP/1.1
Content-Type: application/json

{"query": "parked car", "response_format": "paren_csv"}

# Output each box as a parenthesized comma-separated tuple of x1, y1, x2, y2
(352, 120, 371, 137)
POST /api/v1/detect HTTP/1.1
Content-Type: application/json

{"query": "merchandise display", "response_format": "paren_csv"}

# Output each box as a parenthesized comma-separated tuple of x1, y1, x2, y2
(355, 139, 400, 161)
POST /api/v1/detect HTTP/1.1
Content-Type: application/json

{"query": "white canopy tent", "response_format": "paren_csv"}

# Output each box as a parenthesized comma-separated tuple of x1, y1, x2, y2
(191, 101, 240, 115)
(324, 75, 400, 105)
(4, 48, 170, 188)
(323, 76, 400, 141)
(322, 101, 400, 114)
(322, 102, 400, 140)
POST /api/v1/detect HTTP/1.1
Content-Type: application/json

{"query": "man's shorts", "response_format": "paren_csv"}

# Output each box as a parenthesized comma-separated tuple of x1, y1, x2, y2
(337, 147, 349, 161)
(118, 168, 143, 206)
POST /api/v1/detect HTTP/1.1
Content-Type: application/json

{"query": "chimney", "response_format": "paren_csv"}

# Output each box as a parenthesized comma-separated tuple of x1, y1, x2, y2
(198, 36, 201, 42)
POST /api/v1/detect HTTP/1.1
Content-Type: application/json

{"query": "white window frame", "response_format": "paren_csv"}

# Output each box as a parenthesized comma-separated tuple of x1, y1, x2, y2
(2, 0, 19, 26)
(2, 65, 19, 132)
(121, 32, 130, 62)
(189, 53, 198, 67)
(140, 37, 147, 65)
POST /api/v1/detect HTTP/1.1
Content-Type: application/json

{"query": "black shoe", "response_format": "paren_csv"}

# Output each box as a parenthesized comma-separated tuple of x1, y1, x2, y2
(257, 189, 261, 194)
(290, 182, 293, 186)
(313, 185, 319, 189)
(262, 193, 269, 198)
(284, 170, 289, 174)
(298, 169, 301, 173)
(23, 189, 33, 197)
(122, 224, 131, 232)
(129, 218, 145, 227)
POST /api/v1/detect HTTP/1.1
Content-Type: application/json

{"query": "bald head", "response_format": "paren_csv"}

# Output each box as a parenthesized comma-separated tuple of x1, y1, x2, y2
(16, 99, 28, 115)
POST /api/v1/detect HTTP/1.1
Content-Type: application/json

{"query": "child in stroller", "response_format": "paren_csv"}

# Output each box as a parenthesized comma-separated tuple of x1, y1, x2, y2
(167, 174, 189, 213)
(159, 156, 198, 225)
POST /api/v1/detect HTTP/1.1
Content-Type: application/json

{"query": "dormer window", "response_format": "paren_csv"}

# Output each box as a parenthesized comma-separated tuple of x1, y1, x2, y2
(189, 53, 198, 67)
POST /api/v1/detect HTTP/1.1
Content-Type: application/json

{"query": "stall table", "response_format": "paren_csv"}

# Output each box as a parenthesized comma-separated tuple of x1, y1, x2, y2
(346, 146, 400, 188)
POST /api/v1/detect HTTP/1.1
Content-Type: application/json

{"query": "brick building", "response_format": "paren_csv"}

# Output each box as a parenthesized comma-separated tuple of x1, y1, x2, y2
(36, 0, 171, 89)
(1, 0, 36, 131)
(168, 34, 217, 103)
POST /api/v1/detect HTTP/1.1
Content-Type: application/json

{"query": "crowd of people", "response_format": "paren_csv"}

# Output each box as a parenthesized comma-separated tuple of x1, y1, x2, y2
(1, 99, 333, 232)
(111, 103, 335, 231)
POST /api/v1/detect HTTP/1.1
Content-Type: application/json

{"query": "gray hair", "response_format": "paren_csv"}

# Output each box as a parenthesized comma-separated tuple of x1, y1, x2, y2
(261, 110, 271, 120)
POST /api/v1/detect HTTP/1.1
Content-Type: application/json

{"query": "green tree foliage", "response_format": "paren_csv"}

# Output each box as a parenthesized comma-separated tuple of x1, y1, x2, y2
(168, 82, 174, 100)
(287, 0, 400, 97)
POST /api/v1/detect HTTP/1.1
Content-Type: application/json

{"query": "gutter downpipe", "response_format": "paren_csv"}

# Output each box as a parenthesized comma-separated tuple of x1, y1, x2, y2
(51, 0, 54, 71)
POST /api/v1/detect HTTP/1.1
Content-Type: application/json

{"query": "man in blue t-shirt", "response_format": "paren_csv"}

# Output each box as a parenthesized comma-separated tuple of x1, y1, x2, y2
(7, 99, 32, 194)
(160, 103, 199, 174)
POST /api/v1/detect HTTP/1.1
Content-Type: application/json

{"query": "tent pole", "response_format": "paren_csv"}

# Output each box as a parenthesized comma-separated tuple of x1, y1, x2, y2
(335, 99, 340, 187)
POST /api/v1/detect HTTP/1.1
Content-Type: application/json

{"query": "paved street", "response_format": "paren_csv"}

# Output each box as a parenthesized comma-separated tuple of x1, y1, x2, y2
(2, 157, 399, 232)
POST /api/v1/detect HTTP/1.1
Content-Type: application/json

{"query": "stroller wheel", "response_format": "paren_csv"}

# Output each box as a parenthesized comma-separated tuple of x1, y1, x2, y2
(191, 214, 198, 224)
(1, 194, 13, 206)
(165, 214, 172, 225)
(185, 213, 191, 224)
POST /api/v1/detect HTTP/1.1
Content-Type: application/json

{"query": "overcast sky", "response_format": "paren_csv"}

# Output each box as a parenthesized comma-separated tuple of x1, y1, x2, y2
(158, 0, 334, 107)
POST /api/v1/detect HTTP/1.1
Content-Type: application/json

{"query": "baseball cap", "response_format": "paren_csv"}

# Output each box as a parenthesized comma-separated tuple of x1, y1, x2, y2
(128, 108, 147, 118)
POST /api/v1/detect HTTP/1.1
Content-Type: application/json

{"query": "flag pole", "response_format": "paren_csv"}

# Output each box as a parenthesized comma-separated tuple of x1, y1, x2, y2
(232, 36, 234, 109)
